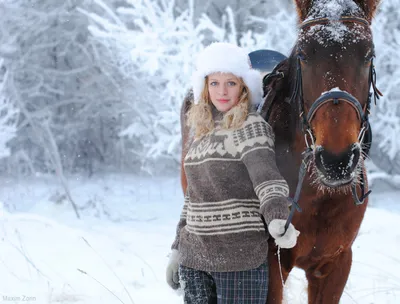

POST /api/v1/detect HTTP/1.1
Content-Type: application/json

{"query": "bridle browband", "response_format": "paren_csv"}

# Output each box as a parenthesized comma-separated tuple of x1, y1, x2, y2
(300, 16, 371, 29)
(276, 16, 383, 235)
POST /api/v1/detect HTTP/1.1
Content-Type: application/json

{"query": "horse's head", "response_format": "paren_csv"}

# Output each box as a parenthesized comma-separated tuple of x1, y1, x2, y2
(289, 0, 381, 190)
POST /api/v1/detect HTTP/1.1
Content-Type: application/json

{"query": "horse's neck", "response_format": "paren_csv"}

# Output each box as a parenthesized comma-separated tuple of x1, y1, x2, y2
(274, 130, 303, 192)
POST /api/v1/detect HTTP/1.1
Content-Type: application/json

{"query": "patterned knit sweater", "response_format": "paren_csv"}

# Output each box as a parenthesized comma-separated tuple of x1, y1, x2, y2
(172, 112, 290, 272)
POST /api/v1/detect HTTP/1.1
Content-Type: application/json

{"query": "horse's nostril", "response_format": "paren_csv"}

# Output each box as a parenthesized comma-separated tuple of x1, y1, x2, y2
(314, 147, 326, 174)
(314, 145, 360, 181)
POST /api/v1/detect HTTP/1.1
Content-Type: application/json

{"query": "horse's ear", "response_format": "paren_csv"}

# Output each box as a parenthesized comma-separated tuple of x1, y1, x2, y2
(294, 0, 313, 21)
(353, 0, 381, 21)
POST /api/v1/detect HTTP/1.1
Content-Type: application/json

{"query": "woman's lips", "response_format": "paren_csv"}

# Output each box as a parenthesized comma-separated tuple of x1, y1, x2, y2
(217, 99, 229, 103)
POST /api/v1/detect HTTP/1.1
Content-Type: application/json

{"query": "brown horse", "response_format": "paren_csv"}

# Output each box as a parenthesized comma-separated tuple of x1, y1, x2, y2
(179, 1, 382, 303)
(259, 0, 382, 303)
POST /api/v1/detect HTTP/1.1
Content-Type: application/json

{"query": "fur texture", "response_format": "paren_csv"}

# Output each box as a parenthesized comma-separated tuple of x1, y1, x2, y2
(192, 42, 262, 105)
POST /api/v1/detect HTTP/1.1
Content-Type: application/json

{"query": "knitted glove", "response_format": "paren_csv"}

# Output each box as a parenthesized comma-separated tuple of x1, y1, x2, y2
(166, 249, 180, 290)
(268, 219, 300, 249)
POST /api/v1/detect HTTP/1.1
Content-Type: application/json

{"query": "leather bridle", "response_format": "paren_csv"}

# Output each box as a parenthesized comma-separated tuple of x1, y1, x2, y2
(292, 16, 382, 150)
(265, 16, 383, 234)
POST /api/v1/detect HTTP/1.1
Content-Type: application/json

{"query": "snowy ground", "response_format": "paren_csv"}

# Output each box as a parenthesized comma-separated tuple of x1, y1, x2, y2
(0, 174, 399, 304)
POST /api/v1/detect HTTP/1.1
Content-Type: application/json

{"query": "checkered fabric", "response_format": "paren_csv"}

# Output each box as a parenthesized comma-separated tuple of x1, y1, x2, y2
(179, 263, 268, 304)
(179, 265, 217, 304)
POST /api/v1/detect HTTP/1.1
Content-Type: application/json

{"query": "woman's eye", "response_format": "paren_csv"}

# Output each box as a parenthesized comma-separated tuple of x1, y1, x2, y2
(210, 81, 218, 86)
(228, 81, 237, 86)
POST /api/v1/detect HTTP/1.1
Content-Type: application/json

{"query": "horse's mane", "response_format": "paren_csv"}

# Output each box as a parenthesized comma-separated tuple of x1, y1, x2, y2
(260, 47, 300, 147)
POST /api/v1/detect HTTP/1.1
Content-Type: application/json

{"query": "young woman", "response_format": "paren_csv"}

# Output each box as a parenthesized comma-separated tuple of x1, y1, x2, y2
(166, 42, 299, 304)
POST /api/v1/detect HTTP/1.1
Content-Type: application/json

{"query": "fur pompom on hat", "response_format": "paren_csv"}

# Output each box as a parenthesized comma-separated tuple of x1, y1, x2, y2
(191, 42, 262, 105)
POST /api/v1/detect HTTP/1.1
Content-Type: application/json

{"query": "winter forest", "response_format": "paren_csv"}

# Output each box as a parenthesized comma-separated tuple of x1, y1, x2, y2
(0, 0, 400, 303)
(0, 0, 398, 182)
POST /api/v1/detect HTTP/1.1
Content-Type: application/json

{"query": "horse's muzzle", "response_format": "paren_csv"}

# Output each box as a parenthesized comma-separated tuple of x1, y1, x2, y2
(314, 144, 360, 187)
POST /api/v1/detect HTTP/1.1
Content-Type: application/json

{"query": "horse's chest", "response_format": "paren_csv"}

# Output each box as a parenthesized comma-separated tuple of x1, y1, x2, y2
(295, 204, 359, 257)
(296, 228, 348, 272)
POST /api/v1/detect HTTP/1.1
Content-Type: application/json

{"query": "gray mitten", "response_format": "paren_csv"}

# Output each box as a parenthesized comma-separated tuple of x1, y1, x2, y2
(166, 249, 180, 290)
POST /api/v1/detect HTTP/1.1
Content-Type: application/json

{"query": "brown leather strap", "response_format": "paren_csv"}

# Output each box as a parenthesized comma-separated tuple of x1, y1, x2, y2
(300, 16, 370, 30)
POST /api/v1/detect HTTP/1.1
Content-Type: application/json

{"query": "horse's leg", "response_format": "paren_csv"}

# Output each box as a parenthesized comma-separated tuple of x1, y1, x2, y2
(306, 250, 352, 304)
(267, 246, 292, 304)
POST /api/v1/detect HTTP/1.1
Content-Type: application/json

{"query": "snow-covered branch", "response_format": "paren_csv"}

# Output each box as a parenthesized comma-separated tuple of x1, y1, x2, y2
(0, 69, 18, 159)
(369, 0, 400, 175)
(0, 0, 397, 179)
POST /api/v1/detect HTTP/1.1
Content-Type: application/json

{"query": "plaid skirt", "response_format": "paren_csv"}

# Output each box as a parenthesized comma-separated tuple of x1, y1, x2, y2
(179, 262, 268, 304)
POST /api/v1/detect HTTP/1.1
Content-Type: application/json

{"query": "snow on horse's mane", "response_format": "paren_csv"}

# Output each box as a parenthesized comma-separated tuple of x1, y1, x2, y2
(301, 0, 369, 47)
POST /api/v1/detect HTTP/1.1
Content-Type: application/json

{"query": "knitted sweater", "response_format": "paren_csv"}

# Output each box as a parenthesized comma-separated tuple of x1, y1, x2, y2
(172, 112, 290, 272)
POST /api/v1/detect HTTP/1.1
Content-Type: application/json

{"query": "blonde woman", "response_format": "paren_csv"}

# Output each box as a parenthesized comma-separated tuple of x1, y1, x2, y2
(166, 42, 299, 304)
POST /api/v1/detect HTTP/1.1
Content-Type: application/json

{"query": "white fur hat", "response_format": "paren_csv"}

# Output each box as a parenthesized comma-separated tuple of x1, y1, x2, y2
(191, 42, 262, 105)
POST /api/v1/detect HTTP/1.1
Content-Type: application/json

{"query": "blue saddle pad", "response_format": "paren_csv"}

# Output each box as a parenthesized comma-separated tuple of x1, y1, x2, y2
(248, 49, 287, 73)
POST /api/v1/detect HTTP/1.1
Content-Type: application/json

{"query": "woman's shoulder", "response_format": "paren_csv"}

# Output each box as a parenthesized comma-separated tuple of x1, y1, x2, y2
(243, 112, 272, 129)
(232, 111, 275, 142)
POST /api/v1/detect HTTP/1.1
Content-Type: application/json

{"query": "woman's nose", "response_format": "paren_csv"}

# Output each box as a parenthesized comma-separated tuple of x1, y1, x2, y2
(219, 84, 228, 95)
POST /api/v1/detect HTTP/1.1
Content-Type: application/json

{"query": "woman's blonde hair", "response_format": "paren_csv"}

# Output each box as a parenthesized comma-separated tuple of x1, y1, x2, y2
(186, 76, 251, 138)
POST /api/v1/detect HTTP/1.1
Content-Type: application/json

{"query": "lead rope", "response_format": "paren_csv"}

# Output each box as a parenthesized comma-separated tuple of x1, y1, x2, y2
(277, 246, 285, 287)
(282, 148, 312, 235)
(277, 148, 313, 295)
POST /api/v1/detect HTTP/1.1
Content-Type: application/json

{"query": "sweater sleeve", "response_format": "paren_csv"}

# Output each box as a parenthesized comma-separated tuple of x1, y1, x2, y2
(171, 191, 189, 250)
(233, 113, 290, 226)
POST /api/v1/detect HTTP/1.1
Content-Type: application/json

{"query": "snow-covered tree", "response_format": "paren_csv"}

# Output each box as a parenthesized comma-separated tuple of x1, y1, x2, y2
(82, 0, 199, 172)
(0, 0, 398, 182)
(0, 60, 18, 161)
(369, 0, 400, 178)
(85, 0, 298, 173)
(0, 0, 133, 175)
(175, 0, 294, 44)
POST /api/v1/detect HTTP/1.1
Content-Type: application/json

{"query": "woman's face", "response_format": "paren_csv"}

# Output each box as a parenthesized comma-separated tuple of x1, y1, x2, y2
(207, 73, 241, 112)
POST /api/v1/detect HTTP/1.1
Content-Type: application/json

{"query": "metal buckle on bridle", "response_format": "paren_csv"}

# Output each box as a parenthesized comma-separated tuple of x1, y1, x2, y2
(304, 128, 315, 150)
(358, 123, 367, 144)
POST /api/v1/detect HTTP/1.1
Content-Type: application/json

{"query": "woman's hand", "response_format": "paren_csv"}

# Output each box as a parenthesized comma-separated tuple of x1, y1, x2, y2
(166, 249, 180, 290)
(268, 219, 300, 248)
